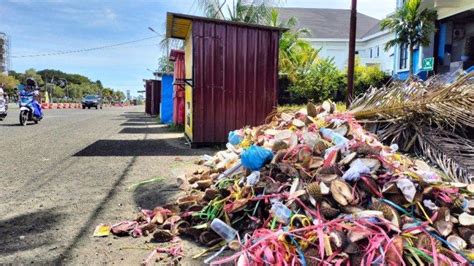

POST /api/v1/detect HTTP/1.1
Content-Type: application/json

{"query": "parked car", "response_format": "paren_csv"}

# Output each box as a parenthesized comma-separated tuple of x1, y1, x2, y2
(82, 95, 102, 109)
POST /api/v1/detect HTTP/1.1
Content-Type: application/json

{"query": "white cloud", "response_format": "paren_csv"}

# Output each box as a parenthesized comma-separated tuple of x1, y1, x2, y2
(104, 8, 117, 21)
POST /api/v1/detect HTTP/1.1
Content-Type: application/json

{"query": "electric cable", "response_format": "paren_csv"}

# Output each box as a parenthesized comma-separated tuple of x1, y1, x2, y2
(11, 35, 161, 58)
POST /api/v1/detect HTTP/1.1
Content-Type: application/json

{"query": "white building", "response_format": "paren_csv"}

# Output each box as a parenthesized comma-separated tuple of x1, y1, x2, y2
(279, 8, 396, 74)
(0, 32, 10, 74)
(393, 0, 474, 79)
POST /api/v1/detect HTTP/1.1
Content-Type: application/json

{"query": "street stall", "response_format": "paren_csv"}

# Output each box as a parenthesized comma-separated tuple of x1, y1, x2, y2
(144, 80, 152, 115)
(166, 13, 285, 147)
(170, 49, 185, 126)
(144, 79, 161, 117)
(151, 79, 161, 117)
(160, 73, 174, 124)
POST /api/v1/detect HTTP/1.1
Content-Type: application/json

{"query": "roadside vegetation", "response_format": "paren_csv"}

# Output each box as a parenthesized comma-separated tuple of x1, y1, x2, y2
(7, 68, 125, 103)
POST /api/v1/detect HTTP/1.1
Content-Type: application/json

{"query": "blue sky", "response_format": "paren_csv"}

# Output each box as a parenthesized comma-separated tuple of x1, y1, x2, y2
(0, 0, 395, 96)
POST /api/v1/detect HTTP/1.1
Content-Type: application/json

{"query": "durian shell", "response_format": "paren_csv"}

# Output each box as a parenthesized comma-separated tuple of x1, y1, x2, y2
(307, 102, 318, 117)
(330, 179, 354, 206)
(320, 201, 341, 219)
(306, 182, 323, 200)
(339, 152, 357, 166)
(355, 142, 382, 155)
(343, 242, 360, 254)
(152, 229, 174, 243)
(272, 140, 288, 152)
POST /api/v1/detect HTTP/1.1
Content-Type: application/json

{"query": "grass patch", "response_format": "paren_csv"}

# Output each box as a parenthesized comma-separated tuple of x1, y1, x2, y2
(168, 123, 185, 132)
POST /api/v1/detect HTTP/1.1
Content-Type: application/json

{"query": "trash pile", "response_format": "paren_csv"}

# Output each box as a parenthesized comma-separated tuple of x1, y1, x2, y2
(103, 102, 474, 265)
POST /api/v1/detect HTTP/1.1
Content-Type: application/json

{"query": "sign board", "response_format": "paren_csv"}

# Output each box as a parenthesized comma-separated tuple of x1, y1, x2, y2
(422, 57, 434, 71)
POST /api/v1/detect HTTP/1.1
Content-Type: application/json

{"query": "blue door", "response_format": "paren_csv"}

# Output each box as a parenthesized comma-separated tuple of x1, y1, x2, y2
(160, 74, 174, 124)
(413, 48, 420, 74)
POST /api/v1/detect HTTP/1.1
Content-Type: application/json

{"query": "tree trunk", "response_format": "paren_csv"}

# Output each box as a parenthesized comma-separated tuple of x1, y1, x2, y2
(409, 44, 414, 76)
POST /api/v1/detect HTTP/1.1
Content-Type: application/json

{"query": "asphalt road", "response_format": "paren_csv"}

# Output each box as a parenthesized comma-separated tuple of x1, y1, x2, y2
(0, 105, 214, 264)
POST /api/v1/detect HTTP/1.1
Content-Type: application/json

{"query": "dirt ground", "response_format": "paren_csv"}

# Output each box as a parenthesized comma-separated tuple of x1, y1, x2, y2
(0, 106, 218, 265)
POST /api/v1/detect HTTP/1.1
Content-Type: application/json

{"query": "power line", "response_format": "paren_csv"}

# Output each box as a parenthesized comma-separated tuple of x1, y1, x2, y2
(11, 36, 161, 58)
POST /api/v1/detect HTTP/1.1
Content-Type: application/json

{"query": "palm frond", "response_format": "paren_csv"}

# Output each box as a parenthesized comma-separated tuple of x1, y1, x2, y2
(417, 126, 474, 183)
(349, 73, 474, 183)
(349, 72, 474, 129)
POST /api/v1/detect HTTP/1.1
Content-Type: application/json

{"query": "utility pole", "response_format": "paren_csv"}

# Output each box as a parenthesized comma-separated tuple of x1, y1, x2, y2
(346, 0, 357, 107)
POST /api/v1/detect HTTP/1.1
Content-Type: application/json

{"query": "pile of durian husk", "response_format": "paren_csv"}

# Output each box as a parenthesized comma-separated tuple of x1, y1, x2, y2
(109, 101, 474, 265)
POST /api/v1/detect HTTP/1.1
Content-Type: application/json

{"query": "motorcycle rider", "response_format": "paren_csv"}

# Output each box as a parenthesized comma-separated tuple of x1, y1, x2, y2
(22, 78, 43, 118)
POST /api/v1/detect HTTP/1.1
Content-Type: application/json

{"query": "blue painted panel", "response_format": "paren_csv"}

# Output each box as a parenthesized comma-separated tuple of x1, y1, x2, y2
(160, 74, 174, 124)
(438, 23, 447, 62)
(413, 48, 420, 73)
(396, 70, 410, 80)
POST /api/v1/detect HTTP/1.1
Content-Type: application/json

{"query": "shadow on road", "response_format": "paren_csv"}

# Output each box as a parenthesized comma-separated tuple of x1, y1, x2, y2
(133, 182, 180, 210)
(119, 127, 170, 134)
(0, 209, 62, 255)
(73, 139, 210, 157)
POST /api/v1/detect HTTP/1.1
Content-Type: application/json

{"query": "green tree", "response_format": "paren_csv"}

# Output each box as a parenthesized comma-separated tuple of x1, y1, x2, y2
(289, 58, 344, 103)
(267, 8, 312, 81)
(24, 68, 44, 85)
(381, 0, 437, 74)
(52, 85, 65, 98)
(158, 56, 174, 73)
(0, 74, 20, 95)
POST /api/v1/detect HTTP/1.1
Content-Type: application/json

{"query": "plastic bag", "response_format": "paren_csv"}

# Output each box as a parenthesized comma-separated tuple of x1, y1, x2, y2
(228, 130, 243, 145)
(241, 145, 273, 171)
(342, 159, 371, 181)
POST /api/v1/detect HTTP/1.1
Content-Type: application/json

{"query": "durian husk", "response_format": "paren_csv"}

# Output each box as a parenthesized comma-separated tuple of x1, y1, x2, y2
(152, 229, 174, 243)
(272, 140, 288, 152)
(385, 236, 404, 265)
(458, 227, 474, 247)
(339, 152, 357, 166)
(307, 102, 318, 117)
(329, 231, 348, 249)
(371, 200, 401, 229)
(306, 182, 323, 201)
(417, 234, 442, 250)
(355, 142, 382, 155)
(320, 201, 341, 219)
(330, 179, 354, 206)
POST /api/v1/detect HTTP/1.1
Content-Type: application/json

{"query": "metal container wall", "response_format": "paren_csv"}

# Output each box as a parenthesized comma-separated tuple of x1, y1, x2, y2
(191, 20, 280, 144)
(170, 50, 185, 126)
(160, 74, 174, 124)
(145, 80, 152, 115)
(150, 80, 161, 117)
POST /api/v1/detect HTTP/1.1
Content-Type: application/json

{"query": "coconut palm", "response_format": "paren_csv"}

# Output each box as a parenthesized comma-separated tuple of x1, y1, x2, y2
(266, 8, 313, 81)
(380, 0, 437, 75)
(197, 0, 282, 24)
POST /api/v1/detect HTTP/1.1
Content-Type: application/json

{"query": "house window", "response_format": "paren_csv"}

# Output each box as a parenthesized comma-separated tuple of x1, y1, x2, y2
(369, 48, 373, 58)
(399, 44, 408, 69)
(376, 46, 380, 58)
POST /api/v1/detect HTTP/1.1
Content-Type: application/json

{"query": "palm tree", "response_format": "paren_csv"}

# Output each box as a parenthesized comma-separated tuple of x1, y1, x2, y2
(266, 8, 314, 81)
(380, 0, 437, 75)
(197, 0, 282, 24)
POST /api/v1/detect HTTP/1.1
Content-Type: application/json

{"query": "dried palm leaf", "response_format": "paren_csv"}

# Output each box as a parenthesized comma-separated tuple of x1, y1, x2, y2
(350, 72, 474, 129)
(349, 73, 474, 183)
(416, 127, 474, 183)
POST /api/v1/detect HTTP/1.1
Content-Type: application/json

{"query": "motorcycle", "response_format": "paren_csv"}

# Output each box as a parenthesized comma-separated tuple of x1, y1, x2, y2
(0, 86, 7, 121)
(18, 79, 43, 126)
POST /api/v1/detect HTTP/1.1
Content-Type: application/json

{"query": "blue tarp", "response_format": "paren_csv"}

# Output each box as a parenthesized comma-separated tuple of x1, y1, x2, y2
(160, 74, 174, 124)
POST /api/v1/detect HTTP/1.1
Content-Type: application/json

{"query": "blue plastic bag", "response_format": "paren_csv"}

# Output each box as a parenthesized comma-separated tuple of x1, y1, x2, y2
(241, 145, 273, 171)
(228, 130, 243, 145)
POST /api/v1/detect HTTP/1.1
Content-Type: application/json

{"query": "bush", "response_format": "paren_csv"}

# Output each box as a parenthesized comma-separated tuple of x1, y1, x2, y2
(353, 63, 391, 97)
(288, 58, 345, 103)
